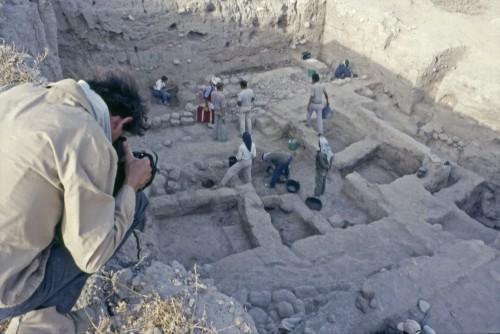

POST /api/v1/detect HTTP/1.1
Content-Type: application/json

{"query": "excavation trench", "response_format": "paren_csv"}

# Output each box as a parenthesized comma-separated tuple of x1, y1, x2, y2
(135, 58, 500, 333)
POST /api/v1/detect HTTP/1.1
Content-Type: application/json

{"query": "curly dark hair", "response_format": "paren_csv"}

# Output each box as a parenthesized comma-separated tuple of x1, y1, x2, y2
(87, 71, 148, 135)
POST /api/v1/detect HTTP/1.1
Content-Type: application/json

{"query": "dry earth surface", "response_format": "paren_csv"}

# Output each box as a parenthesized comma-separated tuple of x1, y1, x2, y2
(2, 0, 500, 333)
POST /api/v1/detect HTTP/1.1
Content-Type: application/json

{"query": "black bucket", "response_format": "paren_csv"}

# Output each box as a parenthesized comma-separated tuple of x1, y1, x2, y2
(416, 167, 427, 178)
(286, 180, 300, 193)
(229, 156, 237, 167)
(305, 197, 322, 211)
(202, 179, 215, 189)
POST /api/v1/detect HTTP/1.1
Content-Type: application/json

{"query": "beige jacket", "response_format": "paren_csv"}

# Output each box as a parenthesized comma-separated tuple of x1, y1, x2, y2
(0, 79, 136, 307)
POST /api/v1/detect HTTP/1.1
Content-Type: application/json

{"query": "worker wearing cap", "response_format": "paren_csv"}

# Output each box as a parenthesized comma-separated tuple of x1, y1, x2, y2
(334, 59, 353, 79)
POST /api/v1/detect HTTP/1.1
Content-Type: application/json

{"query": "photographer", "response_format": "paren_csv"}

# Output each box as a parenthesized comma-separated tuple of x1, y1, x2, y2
(0, 72, 151, 333)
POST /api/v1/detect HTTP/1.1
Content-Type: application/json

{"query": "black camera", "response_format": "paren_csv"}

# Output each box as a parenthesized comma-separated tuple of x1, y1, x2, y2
(113, 137, 158, 195)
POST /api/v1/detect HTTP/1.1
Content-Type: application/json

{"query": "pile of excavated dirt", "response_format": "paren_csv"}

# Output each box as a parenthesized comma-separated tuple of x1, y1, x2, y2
(2, 1, 500, 334)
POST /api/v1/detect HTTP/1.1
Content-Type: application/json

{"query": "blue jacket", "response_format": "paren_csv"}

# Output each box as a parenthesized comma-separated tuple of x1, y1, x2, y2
(335, 64, 352, 79)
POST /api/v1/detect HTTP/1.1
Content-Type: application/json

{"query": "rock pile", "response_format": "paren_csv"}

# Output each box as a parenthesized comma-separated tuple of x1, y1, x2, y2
(75, 224, 256, 334)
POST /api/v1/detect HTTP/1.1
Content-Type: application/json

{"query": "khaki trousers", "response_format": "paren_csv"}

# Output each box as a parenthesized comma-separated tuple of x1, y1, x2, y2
(6, 307, 75, 334)
(307, 103, 324, 134)
(239, 107, 252, 135)
(220, 159, 252, 186)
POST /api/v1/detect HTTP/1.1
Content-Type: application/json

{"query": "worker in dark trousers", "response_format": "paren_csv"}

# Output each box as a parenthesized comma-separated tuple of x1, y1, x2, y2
(314, 136, 333, 197)
(262, 151, 293, 188)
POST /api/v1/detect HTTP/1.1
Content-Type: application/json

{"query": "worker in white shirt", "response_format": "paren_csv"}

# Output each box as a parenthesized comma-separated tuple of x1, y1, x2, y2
(237, 80, 255, 135)
(220, 132, 257, 187)
(152, 76, 170, 104)
(307, 72, 329, 135)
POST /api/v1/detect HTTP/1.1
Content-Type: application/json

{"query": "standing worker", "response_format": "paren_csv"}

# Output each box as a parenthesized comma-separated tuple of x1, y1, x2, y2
(202, 76, 220, 127)
(220, 132, 256, 187)
(237, 80, 255, 135)
(212, 81, 228, 142)
(314, 136, 334, 197)
(262, 151, 293, 188)
(307, 73, 329, 135)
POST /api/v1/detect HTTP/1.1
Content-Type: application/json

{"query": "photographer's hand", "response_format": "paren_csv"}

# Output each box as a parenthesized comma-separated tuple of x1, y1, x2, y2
(123, 141, 152, 192)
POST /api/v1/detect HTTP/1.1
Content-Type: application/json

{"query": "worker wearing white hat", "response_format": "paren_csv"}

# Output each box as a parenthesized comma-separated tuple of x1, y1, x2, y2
(202, 76, 221, 128)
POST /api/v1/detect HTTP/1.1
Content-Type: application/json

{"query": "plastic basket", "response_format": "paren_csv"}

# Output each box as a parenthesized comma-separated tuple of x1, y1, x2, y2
(307, 69, 317, 77)
(288, 138, 300, 151)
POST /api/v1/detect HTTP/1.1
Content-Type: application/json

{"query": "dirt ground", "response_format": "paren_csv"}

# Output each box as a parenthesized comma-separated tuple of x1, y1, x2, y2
(3, 0, 500, 332)
(124, 65, 500, 333)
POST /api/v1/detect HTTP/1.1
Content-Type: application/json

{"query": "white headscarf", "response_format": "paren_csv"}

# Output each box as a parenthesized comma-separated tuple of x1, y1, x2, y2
(78, 80, 112, 142)
(211, 76, 221, 86)
(319, 136, 334, 163)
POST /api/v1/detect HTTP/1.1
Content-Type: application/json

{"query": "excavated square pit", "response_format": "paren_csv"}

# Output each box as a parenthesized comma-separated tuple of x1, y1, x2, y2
(155, 208, 252, 269)
(354, 157, 399, 184)
(323, 117, 365, 154)
(350, 144, 422, 185)
(265, 208, 319, 246)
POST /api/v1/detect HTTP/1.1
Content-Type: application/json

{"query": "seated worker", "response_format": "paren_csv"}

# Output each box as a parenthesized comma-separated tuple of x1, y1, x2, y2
(307, 72, 329, 135)
(262, 151, 293, 188)
(334, 59, 353, 79)
(0, 72, 152, 333)
(152, 75, 170, 104)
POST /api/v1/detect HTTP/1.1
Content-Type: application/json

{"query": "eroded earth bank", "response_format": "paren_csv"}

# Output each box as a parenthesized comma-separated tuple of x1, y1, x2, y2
(2, 0, 500, 333)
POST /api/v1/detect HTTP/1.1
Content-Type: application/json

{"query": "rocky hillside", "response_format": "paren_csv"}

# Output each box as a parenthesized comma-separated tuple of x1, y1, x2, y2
(0, 0, 62, 79)
(1, 0, 325, 84)
(2, 0, 499, 134)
